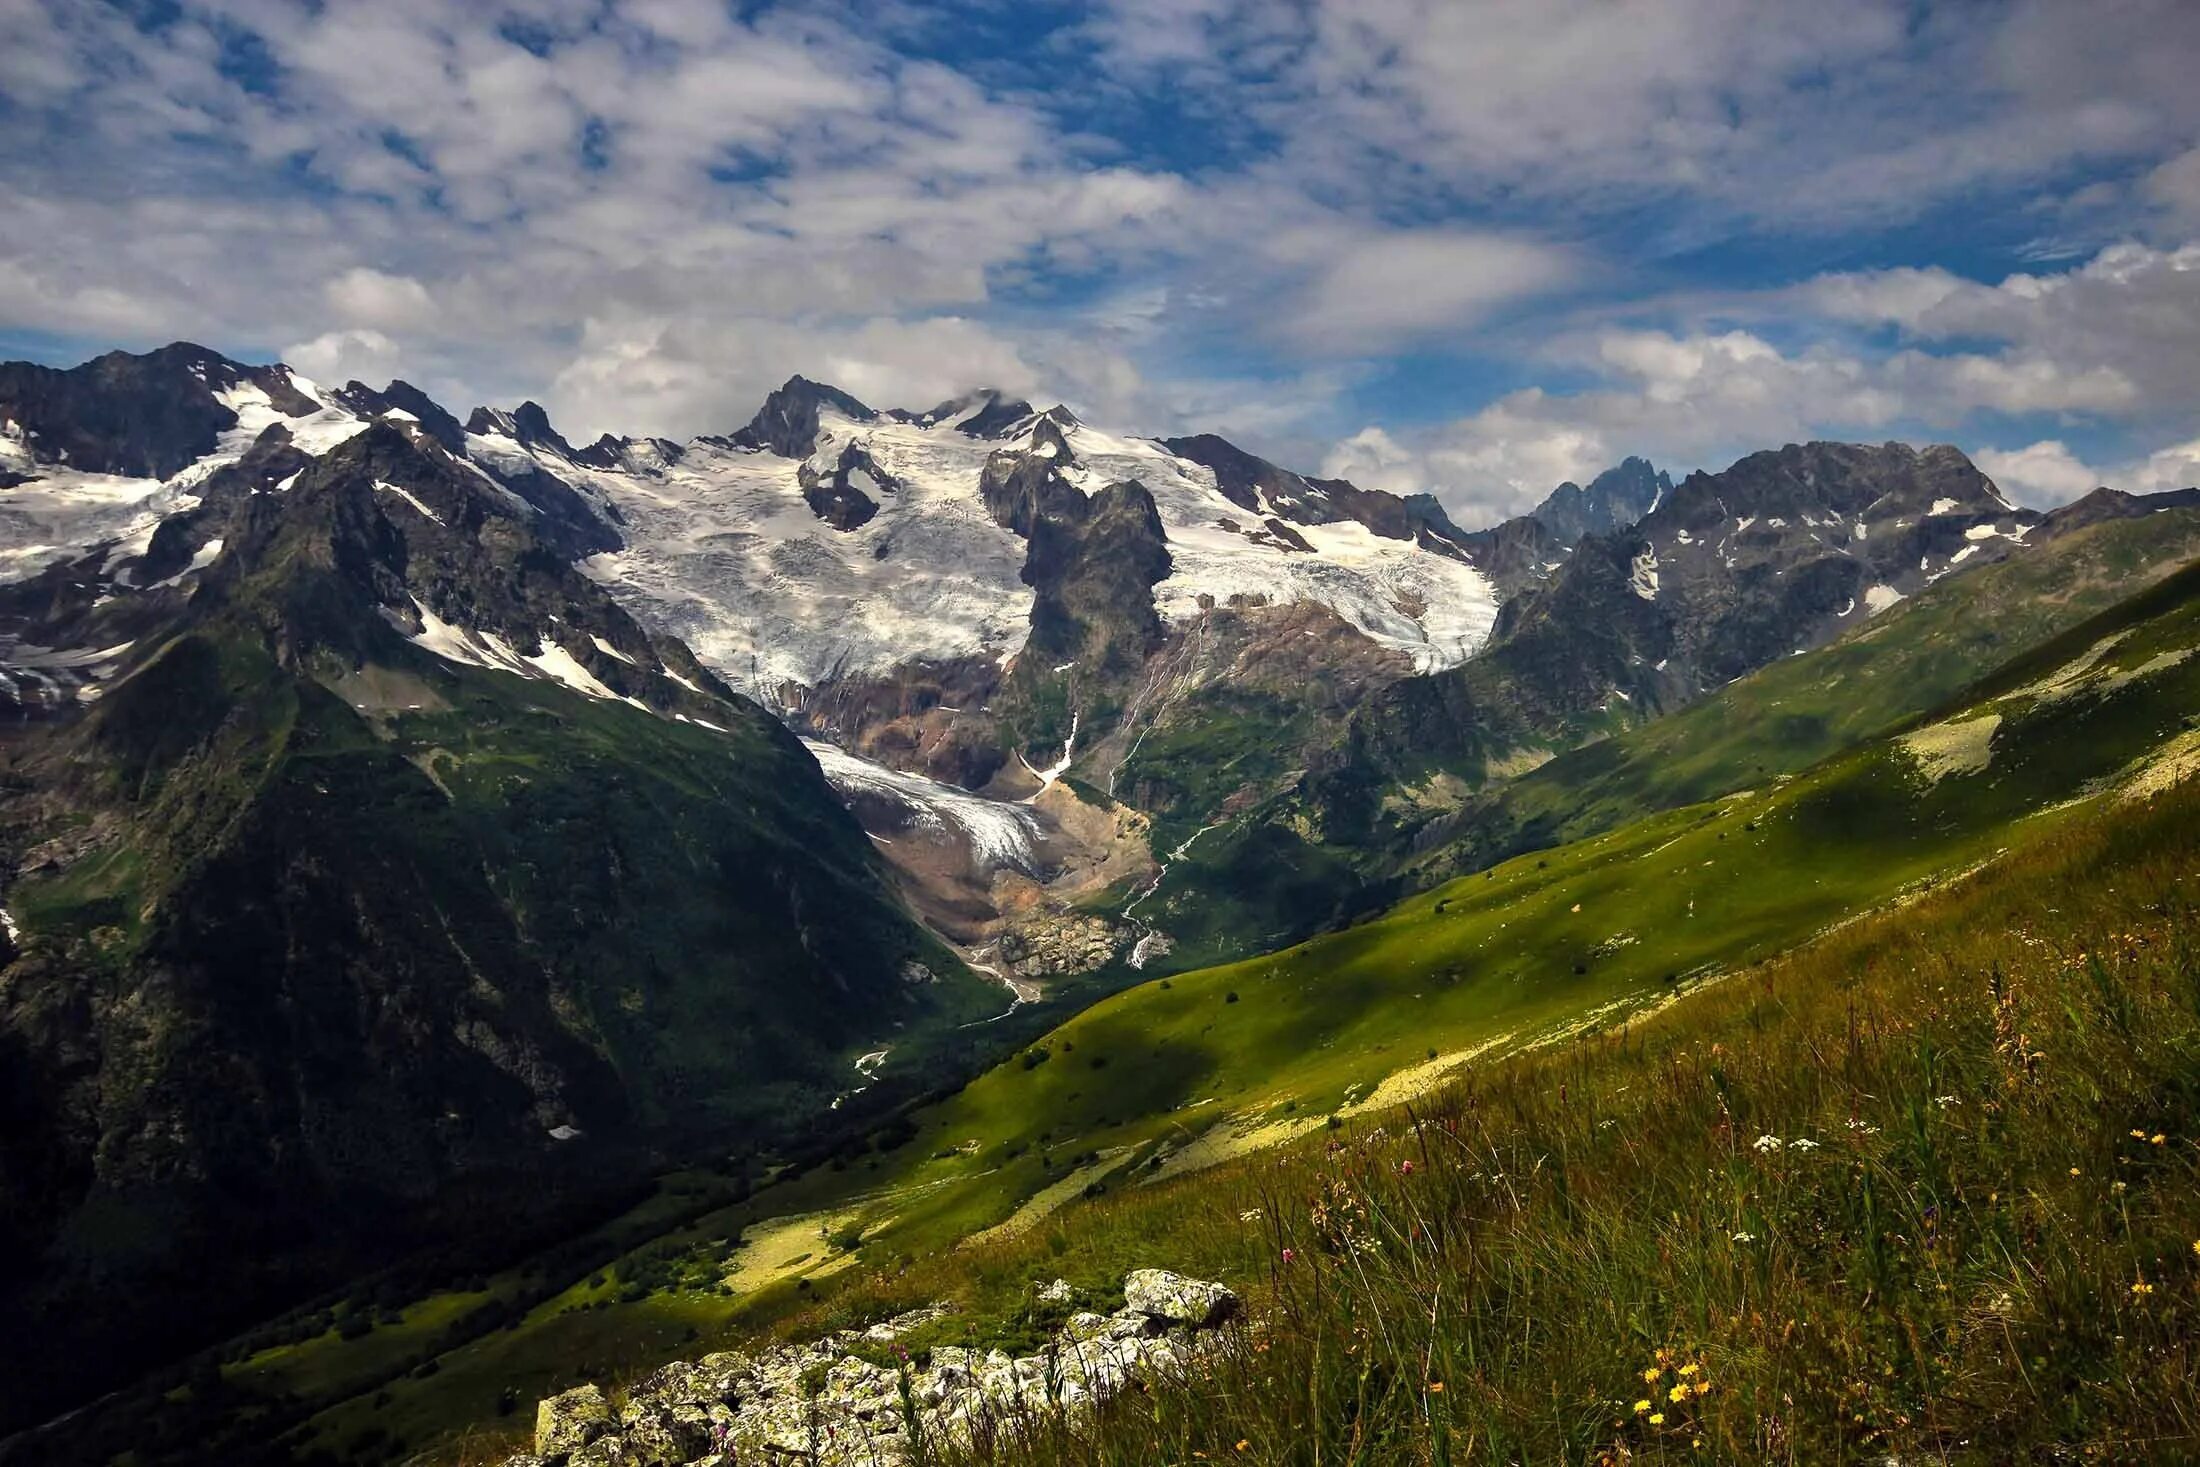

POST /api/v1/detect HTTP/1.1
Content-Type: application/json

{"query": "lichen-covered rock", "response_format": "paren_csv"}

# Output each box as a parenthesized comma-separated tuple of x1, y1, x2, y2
(500, 1277, 1238, 1467)
(1123, 1268, 1239, 1327)
(536, 1382, 613, 1458)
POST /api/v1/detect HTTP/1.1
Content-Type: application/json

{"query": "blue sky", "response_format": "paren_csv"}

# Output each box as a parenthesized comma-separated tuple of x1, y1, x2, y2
(4, 0, 2200, 522)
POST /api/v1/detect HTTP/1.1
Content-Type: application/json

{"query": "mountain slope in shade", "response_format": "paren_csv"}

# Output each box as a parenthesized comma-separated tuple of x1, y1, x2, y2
(0, 415, 995, 1433)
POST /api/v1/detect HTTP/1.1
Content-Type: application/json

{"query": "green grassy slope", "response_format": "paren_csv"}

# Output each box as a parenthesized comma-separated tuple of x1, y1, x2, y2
(1412, 506, 2200, 880)
(941, 719, 2200, 1465)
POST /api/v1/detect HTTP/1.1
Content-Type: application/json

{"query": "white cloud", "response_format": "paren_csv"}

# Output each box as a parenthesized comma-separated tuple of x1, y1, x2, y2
(325, 269, 436, 331)
(5, 0, 2200, 476)
(1282, 230, 1575, 347)
(1977, 434, 2200, 507)
(282, 328, 406, 387)
(1972, 441, 2105, 506)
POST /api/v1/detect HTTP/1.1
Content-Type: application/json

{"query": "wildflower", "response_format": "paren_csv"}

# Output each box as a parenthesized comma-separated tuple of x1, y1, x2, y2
(2192, 1240, 2199, 1257)
(1753, 1134, 1782, 1153)
(1650, 1413, 1666, 1425)
(1790, 1138, 1821, 1151)
(1669, 1384, 1689, 1403)
(1239, 1209, 1264, 1223)
(1280, 1248, 1295, 1264)
(2132, 1281, 2156, 1297)
(2152, 1134, 2167, 1146)
(2132, 1129, 2149, 1139)
(1634, 1400, 1652, 1414)
(1236, 1440, 1251, 1452)
(1643, 1367, 1661, 1383)
(2070, 1167, 2082, 1177)
(1401, 1160, 1416, 1176)
(1691, 1381, 1711, 1397)
(2112, 1180, 2128, 1195)
(1427, 1381, 1444, 1393)
(1678, 1363, 1700, 1378)
(1731, 1230, 1755, 1243)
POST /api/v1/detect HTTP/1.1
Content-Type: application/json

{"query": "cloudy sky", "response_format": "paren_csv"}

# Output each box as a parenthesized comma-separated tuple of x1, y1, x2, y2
(5, 0, 2200, 523)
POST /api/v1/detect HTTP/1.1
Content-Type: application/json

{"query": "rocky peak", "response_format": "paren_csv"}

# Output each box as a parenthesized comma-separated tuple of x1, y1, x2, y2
(466, 400, 576, 459)
(1163, 432, 1433, 547)
(335, 378, 467, 453)
(0, 340, 320, 478)
(1530, 456, 1668, 546)
(730, 375, 877, 458)
(572, 432, 685, 472)
(956, 390, 1037, 438)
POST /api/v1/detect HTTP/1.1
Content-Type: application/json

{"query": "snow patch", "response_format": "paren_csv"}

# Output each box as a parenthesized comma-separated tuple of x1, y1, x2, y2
(1628, 544, 1660, 601)
(374, 480, 444, 526)
(1864, 584, 1904, 614)
(144, 537, 225, 589)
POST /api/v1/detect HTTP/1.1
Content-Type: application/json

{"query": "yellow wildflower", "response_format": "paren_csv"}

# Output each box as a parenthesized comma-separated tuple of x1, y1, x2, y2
(2070, 1167, 2082, 1177)
(1650, 1413, 1666, 1426)
(2152, 1134, 2167, 1145)
(1236, 1441, 1251, 1453)
(2132, 1281, 2156, 1296)
(1670, 1384, 1690, 1403)
(1427, 1382, 1444, 1394)
(1634, 1400, 1652, 1414)
(1643, 1367, 1661, 1383)
(1678, 1362, 1700, 1377)
(2132, 1129, 2148, 1139)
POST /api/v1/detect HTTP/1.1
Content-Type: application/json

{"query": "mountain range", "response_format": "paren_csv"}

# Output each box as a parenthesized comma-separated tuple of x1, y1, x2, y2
(2, 341, 2197, 1456)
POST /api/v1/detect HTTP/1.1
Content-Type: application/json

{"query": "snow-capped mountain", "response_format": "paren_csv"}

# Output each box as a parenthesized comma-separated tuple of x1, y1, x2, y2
(471, 377, 1505, 711)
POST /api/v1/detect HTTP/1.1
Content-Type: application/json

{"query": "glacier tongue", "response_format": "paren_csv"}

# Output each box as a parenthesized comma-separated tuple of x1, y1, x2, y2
(802, 736, 1042, 873)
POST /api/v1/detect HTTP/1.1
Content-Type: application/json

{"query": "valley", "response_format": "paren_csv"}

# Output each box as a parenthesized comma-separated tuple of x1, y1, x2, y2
(55, 523, 2200, 1466)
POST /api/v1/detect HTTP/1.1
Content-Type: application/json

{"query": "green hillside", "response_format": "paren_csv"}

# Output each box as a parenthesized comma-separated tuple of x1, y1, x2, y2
(1413, 505, 2200, 880)
(1129, 507, 2200, 967)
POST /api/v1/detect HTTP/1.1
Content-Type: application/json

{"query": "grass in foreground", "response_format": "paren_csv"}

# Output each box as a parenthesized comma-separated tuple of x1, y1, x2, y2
(841, 774, 2200, 1464)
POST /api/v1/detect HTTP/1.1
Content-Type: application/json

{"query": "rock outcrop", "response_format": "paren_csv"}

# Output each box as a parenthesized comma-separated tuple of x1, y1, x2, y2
(502, 1272, 1239, 1467)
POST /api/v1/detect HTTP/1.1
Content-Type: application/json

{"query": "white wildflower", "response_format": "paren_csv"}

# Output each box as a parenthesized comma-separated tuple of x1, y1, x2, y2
(1753, 1134, 1783, 1153)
